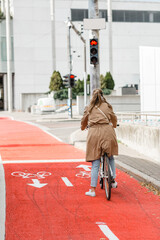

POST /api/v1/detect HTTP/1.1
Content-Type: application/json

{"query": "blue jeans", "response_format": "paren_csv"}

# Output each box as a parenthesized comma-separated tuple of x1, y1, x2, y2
(91, 156, 116, 188)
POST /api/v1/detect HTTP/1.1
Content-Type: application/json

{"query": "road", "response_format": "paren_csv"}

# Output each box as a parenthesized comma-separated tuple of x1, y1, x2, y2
(0, 117, 160, 240)
(31, 118, 81, 144)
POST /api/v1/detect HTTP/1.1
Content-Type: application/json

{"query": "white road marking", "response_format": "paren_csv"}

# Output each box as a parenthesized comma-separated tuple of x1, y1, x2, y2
(27, 179, 48, 188)
(11, 171, 51, 179)
(76, 164, 91, 171)
(61, 177, 73, 187)
(98, 224, 119, 240)
(75, 171, 91, 178)
(2, 159, 85, 164)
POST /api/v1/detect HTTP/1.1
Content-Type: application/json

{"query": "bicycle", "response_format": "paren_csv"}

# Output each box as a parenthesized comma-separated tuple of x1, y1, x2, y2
(99, 153, 114, 200)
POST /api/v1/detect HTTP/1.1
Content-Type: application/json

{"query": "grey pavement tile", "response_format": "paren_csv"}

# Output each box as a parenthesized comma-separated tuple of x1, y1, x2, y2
(117, 154, 160, 181)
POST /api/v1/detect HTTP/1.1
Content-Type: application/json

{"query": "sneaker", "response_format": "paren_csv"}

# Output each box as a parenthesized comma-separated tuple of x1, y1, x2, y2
(85, 189, 96, 197)
(111, 181, 118, 188)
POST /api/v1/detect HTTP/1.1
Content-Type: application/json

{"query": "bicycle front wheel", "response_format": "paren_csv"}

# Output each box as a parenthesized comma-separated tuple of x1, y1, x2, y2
(104, 154, 111, 200)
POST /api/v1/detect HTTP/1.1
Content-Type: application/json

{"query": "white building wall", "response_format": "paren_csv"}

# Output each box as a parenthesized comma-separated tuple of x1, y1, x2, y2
(13, 0, 52, 110)
(140, 46, 160, 112)
(12, 0, 160, 110)
(54, 0, 160, 89)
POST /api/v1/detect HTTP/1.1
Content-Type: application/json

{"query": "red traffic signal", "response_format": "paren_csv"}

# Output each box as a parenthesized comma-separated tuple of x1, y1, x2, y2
(70, 74, 75, 79)
(90, 39, 98, 46)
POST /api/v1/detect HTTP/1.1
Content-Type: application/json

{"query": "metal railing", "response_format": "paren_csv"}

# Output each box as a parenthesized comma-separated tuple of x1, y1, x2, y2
(116, 112, 160, 127)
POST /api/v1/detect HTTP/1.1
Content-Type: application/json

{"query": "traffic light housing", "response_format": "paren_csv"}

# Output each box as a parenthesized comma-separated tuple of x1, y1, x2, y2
(63, 74, 69, 88)
(90, 38, 98, 65)
(69, 74, 75, 87)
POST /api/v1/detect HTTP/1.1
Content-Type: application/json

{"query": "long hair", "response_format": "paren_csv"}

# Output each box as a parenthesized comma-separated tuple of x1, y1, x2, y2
(88, 88, 113, 113)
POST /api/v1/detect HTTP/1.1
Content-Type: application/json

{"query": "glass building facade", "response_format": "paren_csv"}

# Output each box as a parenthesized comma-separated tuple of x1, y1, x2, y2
(71, 9, 160, 23)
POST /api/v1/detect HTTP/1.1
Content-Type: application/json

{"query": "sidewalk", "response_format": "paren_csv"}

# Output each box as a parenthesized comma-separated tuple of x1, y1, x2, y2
(0, 110, 160, 192)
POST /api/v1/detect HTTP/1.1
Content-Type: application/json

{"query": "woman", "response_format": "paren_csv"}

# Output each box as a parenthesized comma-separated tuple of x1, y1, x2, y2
(81, 88, 118, 197)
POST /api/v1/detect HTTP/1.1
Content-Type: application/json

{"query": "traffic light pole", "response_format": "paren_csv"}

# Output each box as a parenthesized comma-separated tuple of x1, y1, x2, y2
(6, 0, 13, 112)
(67, 20, 87, 107)
(108, 0, 113, 75)
(50, 0, 56, 71)
(88, 0, 100, 95)
(67, 23, 73, 118)
(84, 43, 87, 107)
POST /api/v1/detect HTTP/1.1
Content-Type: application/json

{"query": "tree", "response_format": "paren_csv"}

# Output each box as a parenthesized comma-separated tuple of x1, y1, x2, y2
(74, 79, 84, 94)
(100, 74, 105, 89)
(87, 74, 90, 82)
(101, 72, 115, 90)
(49, 71, 63, 92)
(0, 9, 4, 20)
(105, 72, 115, 90)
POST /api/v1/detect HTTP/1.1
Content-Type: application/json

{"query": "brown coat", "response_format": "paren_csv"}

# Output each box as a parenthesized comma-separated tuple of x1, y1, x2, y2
(81, 102, 118, 162)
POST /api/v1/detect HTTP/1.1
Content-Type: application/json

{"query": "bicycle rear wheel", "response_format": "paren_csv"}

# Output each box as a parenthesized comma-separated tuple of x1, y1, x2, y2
(99, 159, 104, 189)
(104, 154, 111, 200)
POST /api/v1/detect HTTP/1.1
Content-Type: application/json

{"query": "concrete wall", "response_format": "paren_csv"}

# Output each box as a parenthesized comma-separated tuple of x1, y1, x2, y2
(21, 93, 76, 112)
(140, 46, 160, 112)
(116, 123, 160, 163)
(21, 93, 47, 111)
(77, 95, 140, 115)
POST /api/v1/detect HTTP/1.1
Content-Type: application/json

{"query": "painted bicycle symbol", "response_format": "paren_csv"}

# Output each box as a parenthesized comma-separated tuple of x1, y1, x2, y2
(75, 171, 91, 178)
(11, 171, 52, 179)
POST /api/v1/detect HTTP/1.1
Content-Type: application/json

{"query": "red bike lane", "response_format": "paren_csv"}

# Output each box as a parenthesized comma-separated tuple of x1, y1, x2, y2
(0, 118, 160, 240)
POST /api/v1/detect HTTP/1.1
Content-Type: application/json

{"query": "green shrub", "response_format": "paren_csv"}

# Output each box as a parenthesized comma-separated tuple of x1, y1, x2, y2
(102, 88, 111, 95)
(100, 72, 115, 90)
(54, 89, 68, 100)
(54, 88, 78, 100)
(49, 71, 63, 91)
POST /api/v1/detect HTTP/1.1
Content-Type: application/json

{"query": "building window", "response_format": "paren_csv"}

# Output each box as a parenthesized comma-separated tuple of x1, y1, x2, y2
(1, 37, 14, 61)
(154, 12, 160, 22)
(113, 10, 125, 22)
(124, 11, 144, 22)
(99, 10, 108, 21)
(71, 9, 160, 23)
(71, 9, 88, 21)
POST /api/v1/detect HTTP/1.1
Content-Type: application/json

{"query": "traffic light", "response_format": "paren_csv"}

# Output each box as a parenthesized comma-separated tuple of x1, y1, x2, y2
(69, 74, 75, 87)
(63, 74, 69, 88)
(90, 38, 98, 65)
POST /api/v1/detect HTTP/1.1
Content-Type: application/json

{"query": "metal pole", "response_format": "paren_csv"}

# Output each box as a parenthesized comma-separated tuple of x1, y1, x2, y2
(50, 0, 56, 71)
(108, 0, 113, 74)
(67, 20, 87, 107)
(84, 43, 87, 107)
(6, 0, 12, 112)
(67, 22, 72, 118)
(88, 0, 100, 95)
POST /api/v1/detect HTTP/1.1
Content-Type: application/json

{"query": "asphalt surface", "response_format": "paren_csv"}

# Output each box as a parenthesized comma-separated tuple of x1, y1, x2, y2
(0, 110, 160, 192)
(0, 116, 160, 240)
(31, 117, 160, 192)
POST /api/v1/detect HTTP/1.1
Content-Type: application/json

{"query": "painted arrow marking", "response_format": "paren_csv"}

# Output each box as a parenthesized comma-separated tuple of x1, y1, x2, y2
(76, 165, 91, 172)
(27, 179, 48, 188)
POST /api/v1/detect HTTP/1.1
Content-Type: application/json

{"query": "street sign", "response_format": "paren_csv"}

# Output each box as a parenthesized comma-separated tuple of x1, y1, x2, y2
(83, 18, 106, 30)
